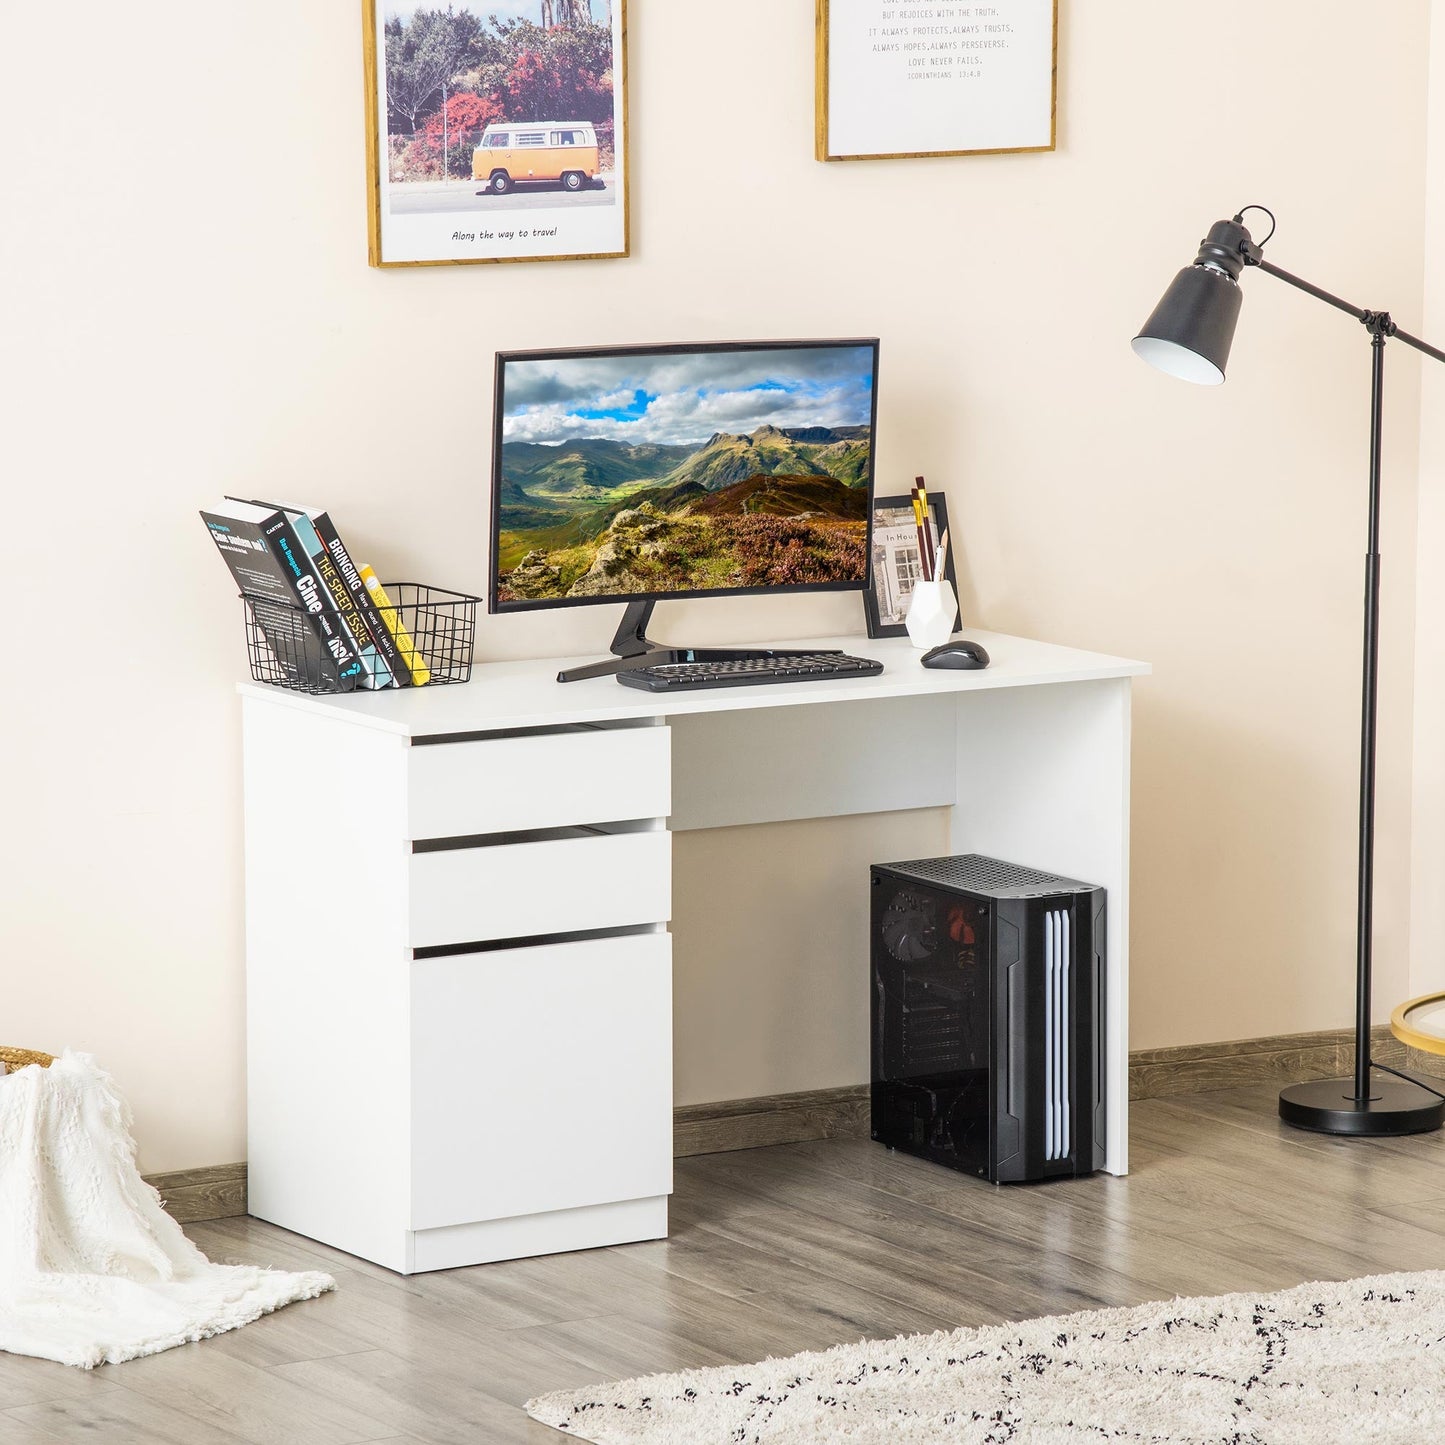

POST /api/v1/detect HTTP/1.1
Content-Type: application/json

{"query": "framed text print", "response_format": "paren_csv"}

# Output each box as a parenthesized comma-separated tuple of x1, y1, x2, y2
(816, 0, 1056, 161)
(363, 1, 629, 267)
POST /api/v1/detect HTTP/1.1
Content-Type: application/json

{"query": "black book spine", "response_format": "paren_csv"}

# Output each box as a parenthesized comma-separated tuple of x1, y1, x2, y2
(245, 595, 333, 690)
(202, 509, 353, 692)
(260, 515, 364, 692)
(310, 513, 413, 686)
(300, 523, 390, 690)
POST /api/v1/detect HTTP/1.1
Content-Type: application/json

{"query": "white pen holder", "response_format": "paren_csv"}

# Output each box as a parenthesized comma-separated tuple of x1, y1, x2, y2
(905, 579, 958, 650)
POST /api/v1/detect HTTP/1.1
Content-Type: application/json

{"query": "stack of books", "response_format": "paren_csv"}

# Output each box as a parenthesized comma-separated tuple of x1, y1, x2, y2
(201, 498, 432, 693)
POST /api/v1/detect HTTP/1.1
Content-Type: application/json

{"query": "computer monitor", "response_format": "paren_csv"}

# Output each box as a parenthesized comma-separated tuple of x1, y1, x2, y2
(490, 338, 879, 680)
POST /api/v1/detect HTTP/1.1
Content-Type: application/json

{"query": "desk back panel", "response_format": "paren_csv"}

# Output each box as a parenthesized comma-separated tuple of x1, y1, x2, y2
(668, 695, 959, 832)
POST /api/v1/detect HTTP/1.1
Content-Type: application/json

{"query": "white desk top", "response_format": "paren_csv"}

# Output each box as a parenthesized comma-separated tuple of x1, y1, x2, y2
(237, 629, 1149, 739)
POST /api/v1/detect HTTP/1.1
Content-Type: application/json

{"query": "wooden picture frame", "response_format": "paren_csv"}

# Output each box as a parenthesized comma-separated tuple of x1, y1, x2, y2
(363, 0, 630, 268)
(816, 0, 1057, 162)
(864, 493, 961, 639)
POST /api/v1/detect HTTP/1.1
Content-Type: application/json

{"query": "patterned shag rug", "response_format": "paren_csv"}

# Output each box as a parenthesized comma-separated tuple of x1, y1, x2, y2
(527, 1270, 1445, 1443)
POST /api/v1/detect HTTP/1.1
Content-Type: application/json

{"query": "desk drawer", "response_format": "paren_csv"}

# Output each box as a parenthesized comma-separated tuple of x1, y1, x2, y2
(408, 726, 670, 839)
(408, 830, 671, 948)
(410, 933, 672, 1230)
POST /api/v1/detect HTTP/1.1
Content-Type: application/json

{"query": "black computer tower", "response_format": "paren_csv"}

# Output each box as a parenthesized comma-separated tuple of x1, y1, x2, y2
(870, 854, 1105, 1183)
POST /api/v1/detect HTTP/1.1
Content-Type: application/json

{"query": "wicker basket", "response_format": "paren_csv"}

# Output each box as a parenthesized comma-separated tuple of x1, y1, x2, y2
(0, 1047, 54, 1074)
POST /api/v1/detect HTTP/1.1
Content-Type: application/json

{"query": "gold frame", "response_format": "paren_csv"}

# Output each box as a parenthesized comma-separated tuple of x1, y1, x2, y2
(1391, 990, 1445, 1056)
(362, 0, 631, 268)
(815, 0, 1058, 163)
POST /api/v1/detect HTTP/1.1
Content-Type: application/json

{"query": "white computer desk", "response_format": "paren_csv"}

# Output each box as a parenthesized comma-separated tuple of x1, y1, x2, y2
(239, 628, 1148, 1273)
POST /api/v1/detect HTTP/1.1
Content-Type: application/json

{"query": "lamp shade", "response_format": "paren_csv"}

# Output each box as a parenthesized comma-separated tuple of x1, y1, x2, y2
(1132, 264, 1243, 385)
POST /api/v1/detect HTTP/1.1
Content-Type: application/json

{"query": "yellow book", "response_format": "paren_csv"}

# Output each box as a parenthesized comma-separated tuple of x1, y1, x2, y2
(359, 567, 431, 685)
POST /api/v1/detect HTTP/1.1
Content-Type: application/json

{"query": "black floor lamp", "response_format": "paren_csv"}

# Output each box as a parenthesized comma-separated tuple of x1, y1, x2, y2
(1132, 207, 1445, 1137)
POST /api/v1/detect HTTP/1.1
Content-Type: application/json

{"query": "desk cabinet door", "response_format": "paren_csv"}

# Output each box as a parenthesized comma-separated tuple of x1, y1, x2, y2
(409, 934, 673, 1231)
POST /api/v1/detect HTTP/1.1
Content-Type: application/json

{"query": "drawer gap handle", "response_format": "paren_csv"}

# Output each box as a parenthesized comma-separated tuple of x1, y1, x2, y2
(413, 923, 666, 959)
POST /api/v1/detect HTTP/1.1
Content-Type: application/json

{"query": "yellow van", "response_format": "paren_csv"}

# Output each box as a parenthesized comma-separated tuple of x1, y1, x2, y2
(472, 122, 601, 195)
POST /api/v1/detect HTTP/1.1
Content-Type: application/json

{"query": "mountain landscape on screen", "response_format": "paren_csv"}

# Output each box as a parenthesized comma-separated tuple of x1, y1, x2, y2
(493, 347, 875, 603)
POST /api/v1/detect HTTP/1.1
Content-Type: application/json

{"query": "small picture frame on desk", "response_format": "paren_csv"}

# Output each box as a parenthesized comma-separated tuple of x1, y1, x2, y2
(864, 493, 961, 639)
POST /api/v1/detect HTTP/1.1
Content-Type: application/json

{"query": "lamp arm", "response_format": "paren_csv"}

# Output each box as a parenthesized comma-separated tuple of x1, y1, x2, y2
(1387, 324, 1445, 368)
(1250, 256, 1445, 364)
(1251, 257, 1368, 322)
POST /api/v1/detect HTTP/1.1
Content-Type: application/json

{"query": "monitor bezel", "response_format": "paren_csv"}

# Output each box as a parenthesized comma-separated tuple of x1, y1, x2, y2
(488, 337, 880, 615)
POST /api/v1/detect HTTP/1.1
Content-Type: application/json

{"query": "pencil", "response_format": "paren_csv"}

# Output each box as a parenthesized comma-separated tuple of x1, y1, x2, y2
(914, 478, 935, 581)
(935, 527, 950, 581)
(910, 491, 932, 582)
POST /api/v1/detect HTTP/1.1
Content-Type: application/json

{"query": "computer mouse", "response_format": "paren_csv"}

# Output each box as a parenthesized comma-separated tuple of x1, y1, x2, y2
(921, 639, 991, 670)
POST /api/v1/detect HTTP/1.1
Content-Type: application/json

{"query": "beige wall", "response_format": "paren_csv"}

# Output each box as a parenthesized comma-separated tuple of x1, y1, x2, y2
(1414, 8, 1445, 1001)
(673, 810, 951, 1108)
(2, 1, 1435, 1172)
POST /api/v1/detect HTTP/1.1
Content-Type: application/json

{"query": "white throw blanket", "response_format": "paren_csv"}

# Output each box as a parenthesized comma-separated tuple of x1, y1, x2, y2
(0, 1051, 333, 1368)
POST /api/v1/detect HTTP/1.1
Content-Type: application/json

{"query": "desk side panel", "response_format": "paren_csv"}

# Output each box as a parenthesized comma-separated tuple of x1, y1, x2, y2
(949, 678, 1133, 1175)
(243, 697, 412, 1269)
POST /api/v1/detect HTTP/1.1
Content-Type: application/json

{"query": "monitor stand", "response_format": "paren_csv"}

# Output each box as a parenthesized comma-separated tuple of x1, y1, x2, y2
(555, 600, 844, 683)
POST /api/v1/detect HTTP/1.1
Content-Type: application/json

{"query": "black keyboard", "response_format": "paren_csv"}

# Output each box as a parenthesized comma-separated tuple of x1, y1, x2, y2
(617, 652, 884, 692)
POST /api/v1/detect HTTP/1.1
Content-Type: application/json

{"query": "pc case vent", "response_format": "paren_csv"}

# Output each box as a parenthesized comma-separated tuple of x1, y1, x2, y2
(889, 854, 1069, 892)
(1044, 908, 1071, 1162)
(900, 989, 966, 1075)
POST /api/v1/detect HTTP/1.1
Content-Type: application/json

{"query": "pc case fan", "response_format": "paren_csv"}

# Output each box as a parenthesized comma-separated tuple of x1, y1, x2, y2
(879, 888, 939, 963)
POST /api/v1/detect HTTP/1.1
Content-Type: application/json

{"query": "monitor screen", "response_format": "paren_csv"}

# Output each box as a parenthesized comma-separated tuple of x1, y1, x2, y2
(490, 339, 879, 612)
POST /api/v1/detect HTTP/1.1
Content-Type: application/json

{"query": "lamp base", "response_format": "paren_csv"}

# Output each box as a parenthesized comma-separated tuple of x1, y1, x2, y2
(1278, 1076, 1445, 1136)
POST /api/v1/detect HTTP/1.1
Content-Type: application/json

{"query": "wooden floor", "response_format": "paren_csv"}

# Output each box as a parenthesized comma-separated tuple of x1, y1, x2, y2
(5, 1083, 1445, 1442)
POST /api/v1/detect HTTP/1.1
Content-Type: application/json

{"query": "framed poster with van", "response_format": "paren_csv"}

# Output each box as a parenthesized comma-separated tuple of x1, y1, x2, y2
(363, 1, 629, 267)
(864, 492, 961, 638)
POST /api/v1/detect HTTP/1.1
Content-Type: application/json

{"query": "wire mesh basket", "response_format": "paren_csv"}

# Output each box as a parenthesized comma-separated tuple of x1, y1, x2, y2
(242, 582, 479, 695)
